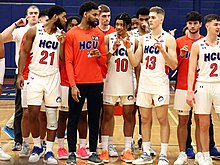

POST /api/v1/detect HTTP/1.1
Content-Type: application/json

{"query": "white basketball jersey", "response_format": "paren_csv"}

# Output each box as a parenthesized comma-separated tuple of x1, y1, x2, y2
(138, 31, 170, 94)
(132, 29, 140, 40)
(104, 32, 135, 96)
(197, 37, 220, 83)
(29, 23, 60, 76)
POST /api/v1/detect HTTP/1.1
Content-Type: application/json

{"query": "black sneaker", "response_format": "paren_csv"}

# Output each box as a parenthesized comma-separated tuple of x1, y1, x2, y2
(88, 153, 104, 164)
(66, 152, 76, 165)
(12, 142, 22, 151)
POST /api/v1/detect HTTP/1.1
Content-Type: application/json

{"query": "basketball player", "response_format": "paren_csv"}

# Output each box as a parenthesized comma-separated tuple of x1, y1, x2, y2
(2, 5, 40, 151)
(65, 1, 106, 164)
(96, 3, 117, 155)
(100, 13, 138, 163)
(132, 7, 150, 39)
(131, 15, 139, 30)
(0, 33, 11, 161)
(66, 16, 81, 31)
(173, 11, 204, 165)
(56, 15, 81, 160)
(187, 14, 220, 165)
(129, 6, 177, 165)
(17, 5, 66, 164)
(18, 10, 49, 157)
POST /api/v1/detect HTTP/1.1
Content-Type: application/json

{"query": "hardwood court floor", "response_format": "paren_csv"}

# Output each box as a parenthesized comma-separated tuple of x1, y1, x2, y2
(0, 99, 220, 165)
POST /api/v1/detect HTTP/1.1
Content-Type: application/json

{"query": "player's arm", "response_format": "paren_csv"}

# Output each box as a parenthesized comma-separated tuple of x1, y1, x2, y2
(17, 26, 36, 89)
(57, 30, 66, 61)
(2, 17, 27, 43)
(133, 38, 141, 94)
(0, 34, 5, 94)
(186, 42, 199, 107)
(127, 36, 143, 67)
(162, 35, 178, 70)
(64, 31, 81, 102)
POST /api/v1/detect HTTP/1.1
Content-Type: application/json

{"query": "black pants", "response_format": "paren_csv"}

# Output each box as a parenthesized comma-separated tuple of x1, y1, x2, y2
(14, 74, 23, 144)
(186, 109, 215, 149)
(67, 83, 103, 152)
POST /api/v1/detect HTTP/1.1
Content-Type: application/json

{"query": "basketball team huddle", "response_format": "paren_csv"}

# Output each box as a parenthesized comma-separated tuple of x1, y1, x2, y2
(0, 1, 220, 165)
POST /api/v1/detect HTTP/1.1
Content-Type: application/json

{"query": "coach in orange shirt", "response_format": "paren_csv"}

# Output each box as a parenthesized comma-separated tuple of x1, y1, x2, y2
(65, 1, 106, 165)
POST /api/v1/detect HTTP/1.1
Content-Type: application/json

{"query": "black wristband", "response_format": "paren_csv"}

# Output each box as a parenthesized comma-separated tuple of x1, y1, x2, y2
(14, 22, 18, 27)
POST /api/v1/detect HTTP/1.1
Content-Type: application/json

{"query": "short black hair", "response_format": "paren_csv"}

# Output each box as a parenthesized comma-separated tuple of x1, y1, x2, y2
(114, 13, 131, 30)
(204, 14, 220, 24)
(48, 5, 66, 19)
(79, 1, 98, 17)
(136, 7, 149, 18)
(39, 9, 48, 18)
(132, 15, 137, 19)
(186, 11, 202, 23)
(66, 16, 81, 26)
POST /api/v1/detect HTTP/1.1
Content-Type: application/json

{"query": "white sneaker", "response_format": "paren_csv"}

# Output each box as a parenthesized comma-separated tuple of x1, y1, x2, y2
(43, 151, 58, 164)
(201, 157, 213, 165)
(19, 142, 30, 157)
(0, 147, 11, 161)
(108, 144, 118, 157)
(174, 152, 187, 165)
(158, 154, 169, 165)
(194, 152, 204, 165)
(28, 146, 44, 163)
(132, 152, 153, 164)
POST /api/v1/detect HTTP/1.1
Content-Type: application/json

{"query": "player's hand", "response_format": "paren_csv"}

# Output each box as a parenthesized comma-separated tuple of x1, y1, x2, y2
(0, 84, 2, 95)
(121, 33, 131, 49)
(89, 49, 101, 58)
(153, 38, 164, 52)
(57, 30, 66, 44)
(180, 45, 189, 57)
(169, 29, 177, 36)
(16, 74, 24, 89)
(186, 90, 195, 107)
(15, 17, 28, 27)
(71, 85, 81, 102)
(112, 37, 121, 51)
(142, 24, 150, 33)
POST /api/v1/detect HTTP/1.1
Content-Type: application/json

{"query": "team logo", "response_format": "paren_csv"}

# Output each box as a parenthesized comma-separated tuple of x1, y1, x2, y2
(158, 96, 164, 102)
(127, 95, 134, 101)
(92, 36, 99, 40)
(56, 97, 62, 103)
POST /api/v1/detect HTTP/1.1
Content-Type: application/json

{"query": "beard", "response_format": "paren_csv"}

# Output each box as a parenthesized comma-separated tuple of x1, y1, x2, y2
(189, 29, 199, 34)
(55, 18, 64, 30)
(88, 17, 98, 28)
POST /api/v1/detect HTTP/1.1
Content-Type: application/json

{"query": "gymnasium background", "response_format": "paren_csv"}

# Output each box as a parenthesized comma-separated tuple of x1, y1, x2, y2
(0, 0, 219, 78)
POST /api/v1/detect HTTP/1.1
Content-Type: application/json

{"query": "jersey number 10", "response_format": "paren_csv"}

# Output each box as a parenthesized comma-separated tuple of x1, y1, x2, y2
(115, 58, 128, 72)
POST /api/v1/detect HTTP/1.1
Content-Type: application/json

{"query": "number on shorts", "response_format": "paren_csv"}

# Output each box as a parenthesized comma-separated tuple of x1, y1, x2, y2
(115, 58, 128, 72)
(39, 50, 55, 65)
(210, 63, 218, 77)
(145, 56, 156, 70)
